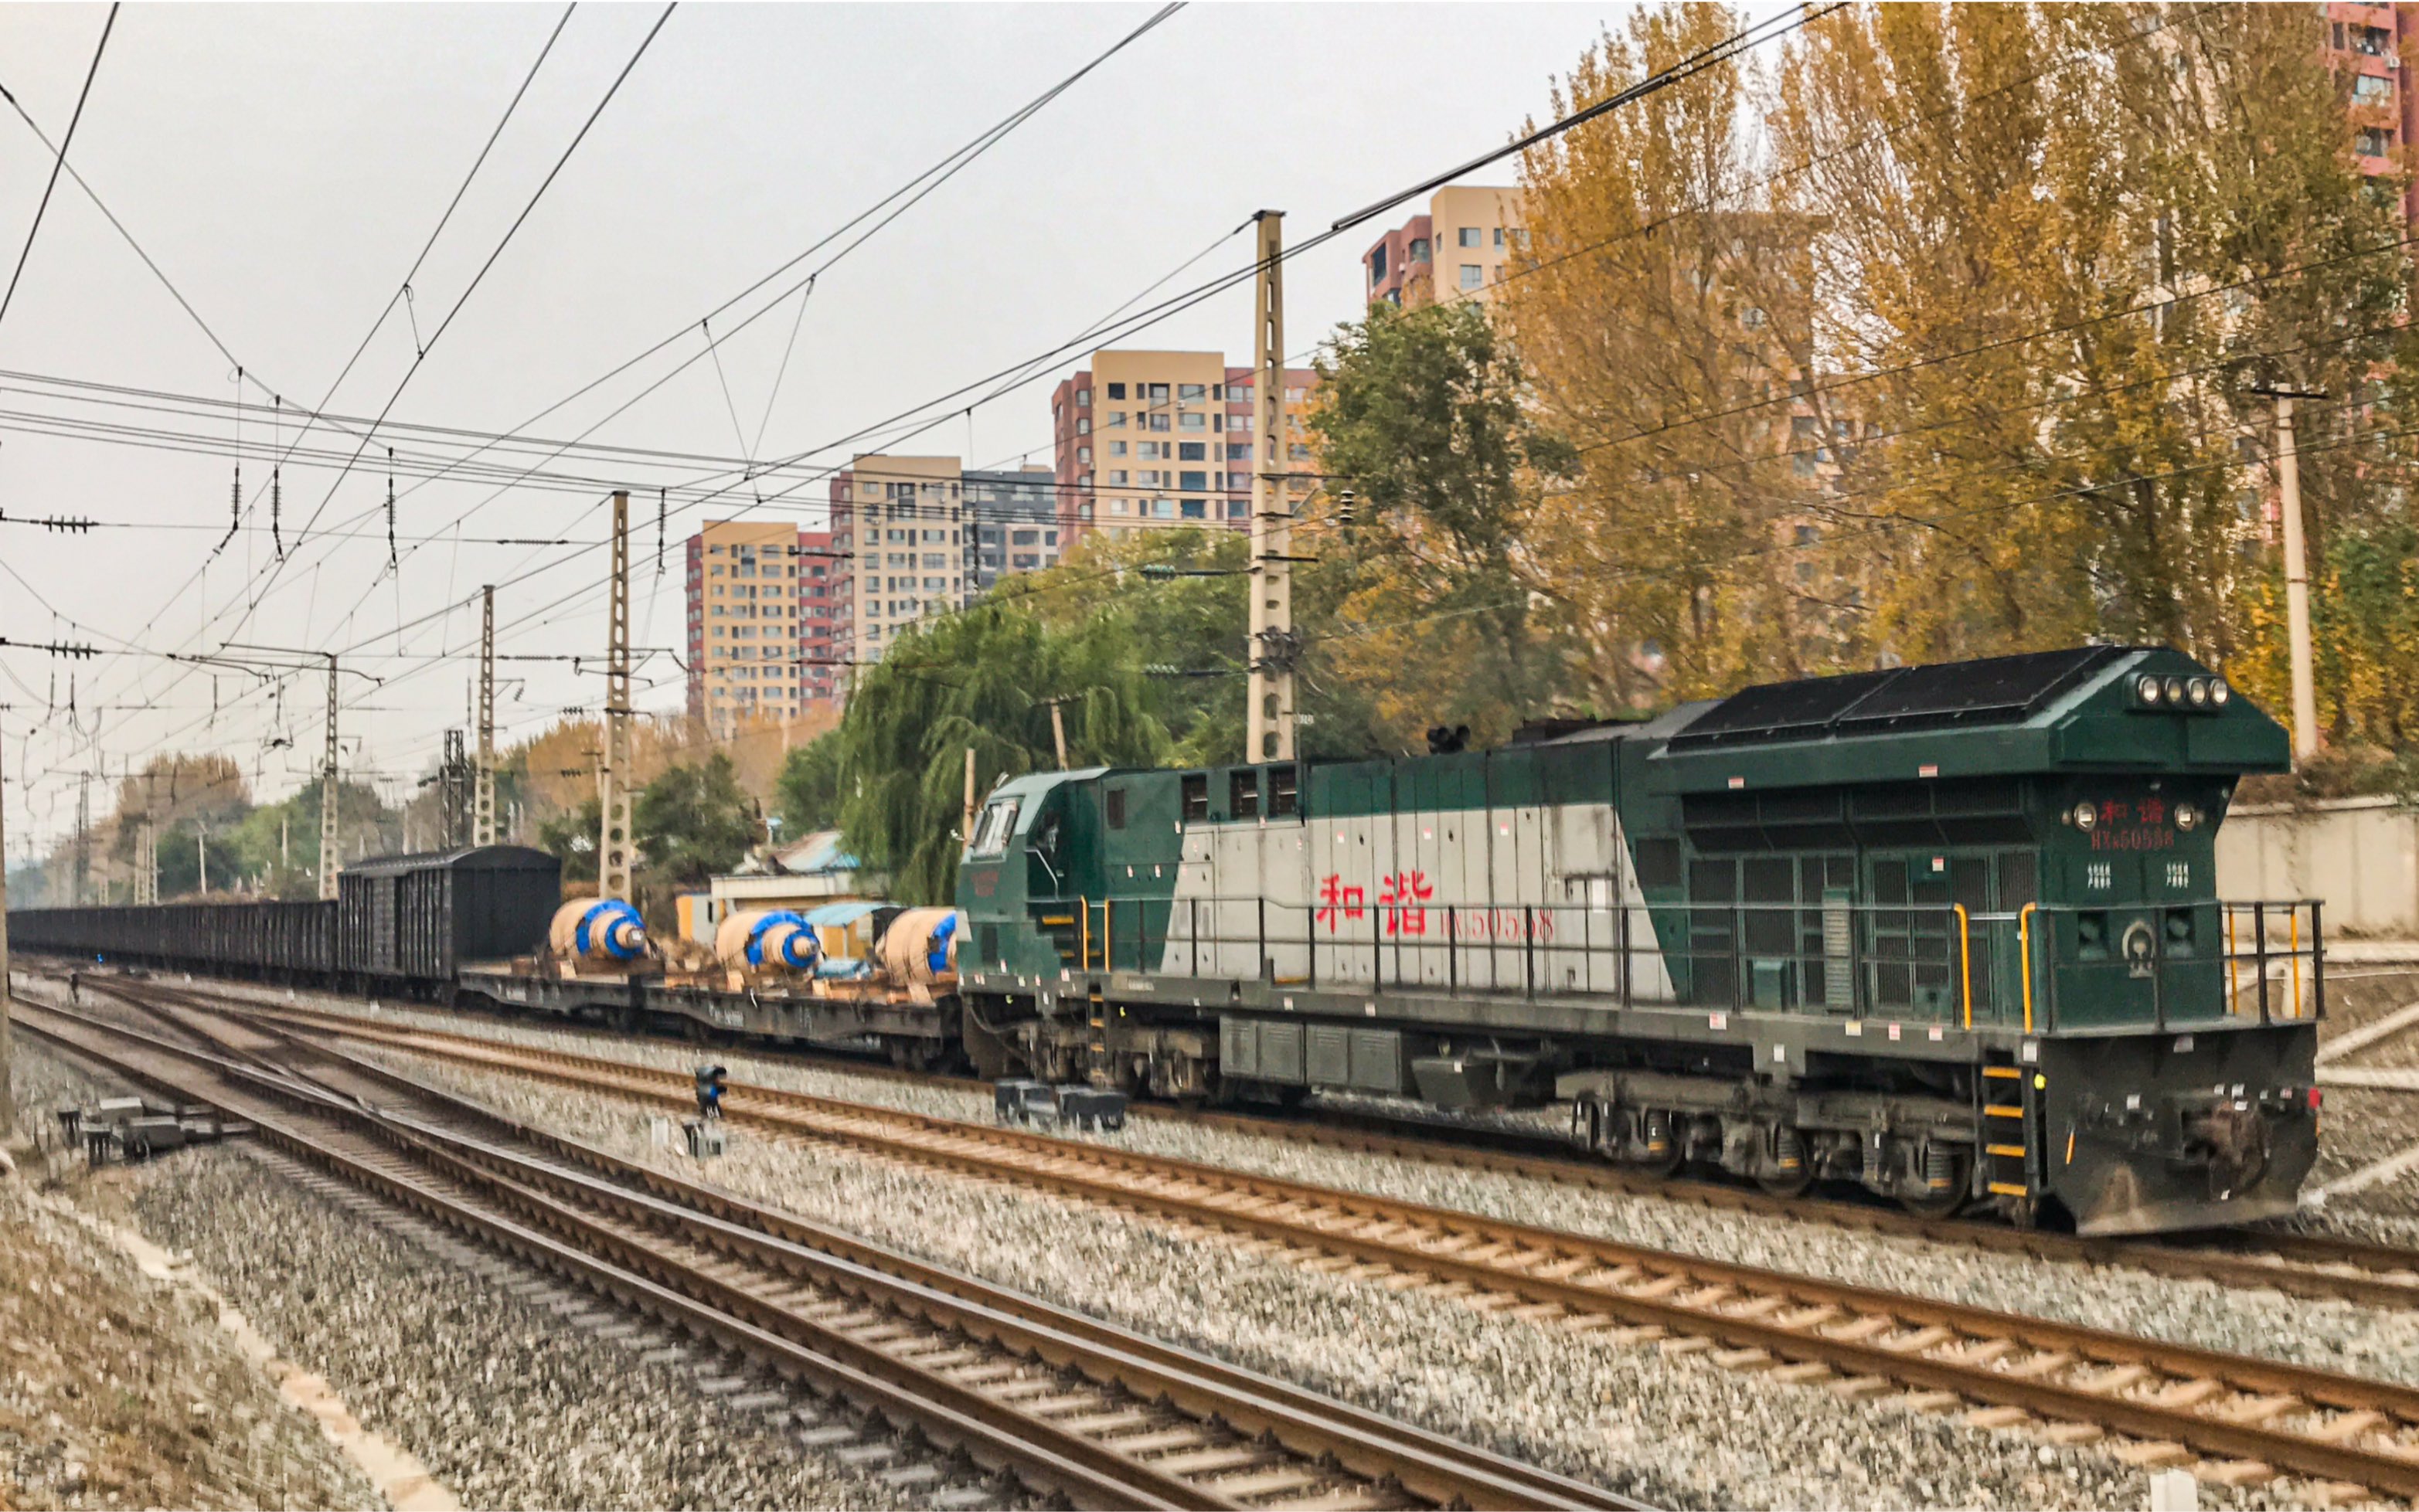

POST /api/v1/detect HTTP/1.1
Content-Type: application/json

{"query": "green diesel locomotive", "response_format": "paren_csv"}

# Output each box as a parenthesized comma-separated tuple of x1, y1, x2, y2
(955, 646, 2323, 1234)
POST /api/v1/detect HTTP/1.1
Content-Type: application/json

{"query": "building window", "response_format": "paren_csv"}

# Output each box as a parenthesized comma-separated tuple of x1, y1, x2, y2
(1148, 413, 1170, 432)
(2361, 125, 2396, 156)
(1179, 441, 1206, 461)
(1288, 443, 1311, 461)
(1179, 470, 1207, 491)
(1227, 471, 1249, 491)
(1460, 263, 1483, 291)
(1108, 470, 1128, 484)
(1076, 388, 1090, 406)
(2356, 72, 2394, 107)
(1370, 245, 1387, 284)
(1107, 410, 1126, 428)
(1180, 498, 1206, 519)
(2354, 22, 2392, 56)
(1110, 440, 1128, 457)
(1409, 236, 1428, 262)
(1179, 383, 1205, 400)
(1077, 446, 1090, 463)
(1458, 226, 1481, 248)
(1077, 417, 1090, 434)
(1493, 226, 1505, 247)
(1148, 382, 1169, 400)
(1107, 382, 1126, 399)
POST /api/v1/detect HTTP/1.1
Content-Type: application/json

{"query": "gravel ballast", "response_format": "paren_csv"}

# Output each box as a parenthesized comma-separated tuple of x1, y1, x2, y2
(251, 985, 2419, 1392)
(369, 1045, 2332, 1512)
(127, 1146, 920, 1512)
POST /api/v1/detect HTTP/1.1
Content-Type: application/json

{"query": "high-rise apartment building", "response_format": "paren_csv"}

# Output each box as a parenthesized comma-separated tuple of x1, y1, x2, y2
(965, 466, 1061, 592)
(1363, 185, 1525, 310)
(686, 519, 838, 732)
(2327, 4, 2419, 221)
(1049, 349, 1320, 549)
(828, 454, 968, 670)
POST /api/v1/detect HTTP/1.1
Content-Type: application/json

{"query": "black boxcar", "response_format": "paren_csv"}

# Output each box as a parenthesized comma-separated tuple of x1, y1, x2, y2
(338, 844, 560, 987)
(9, 899, 337, 980)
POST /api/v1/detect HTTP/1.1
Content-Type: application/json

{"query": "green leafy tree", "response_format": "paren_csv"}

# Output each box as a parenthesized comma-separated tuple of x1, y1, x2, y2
(637, 753, 760, 886)
(1306, 299, 1579, 746)
(538, 797, 602, 884)
(835, 596, 1168, 902)
(774, 732, 845, 834)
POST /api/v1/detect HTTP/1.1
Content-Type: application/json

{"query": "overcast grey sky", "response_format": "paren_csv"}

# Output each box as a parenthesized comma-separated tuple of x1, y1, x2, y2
(0, 1, 1612, 852)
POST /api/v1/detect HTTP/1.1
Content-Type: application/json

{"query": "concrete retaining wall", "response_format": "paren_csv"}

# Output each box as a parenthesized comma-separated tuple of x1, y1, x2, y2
(2217, 795, 2419, 938)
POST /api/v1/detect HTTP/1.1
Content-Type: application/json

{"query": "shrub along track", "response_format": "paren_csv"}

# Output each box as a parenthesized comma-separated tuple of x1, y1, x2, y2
(19, 989, 1634, 1512)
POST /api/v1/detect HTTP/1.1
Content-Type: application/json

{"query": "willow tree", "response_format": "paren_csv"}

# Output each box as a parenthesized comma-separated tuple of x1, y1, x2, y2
(832, 594, 1168, 903)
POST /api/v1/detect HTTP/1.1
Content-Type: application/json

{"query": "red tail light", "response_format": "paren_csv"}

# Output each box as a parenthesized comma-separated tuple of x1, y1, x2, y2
(2308, 1087, 2324, 1111)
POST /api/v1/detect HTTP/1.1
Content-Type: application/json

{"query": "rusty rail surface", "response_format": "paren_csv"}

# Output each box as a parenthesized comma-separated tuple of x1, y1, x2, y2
(149, 986, 2419, 1501)
(25, 994, 1633, 1512)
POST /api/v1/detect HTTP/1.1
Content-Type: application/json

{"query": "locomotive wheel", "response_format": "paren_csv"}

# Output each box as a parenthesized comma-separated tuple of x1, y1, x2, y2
(1899, 1149, 1972, 1219)
(1754, 1125, 1813, 1198)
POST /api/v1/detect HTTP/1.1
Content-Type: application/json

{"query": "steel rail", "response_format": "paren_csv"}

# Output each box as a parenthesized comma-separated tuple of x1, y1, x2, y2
(203, 995, 2419, 1500)
(33, 989, 1636, 1512)
(155, 977, 2419, 1314)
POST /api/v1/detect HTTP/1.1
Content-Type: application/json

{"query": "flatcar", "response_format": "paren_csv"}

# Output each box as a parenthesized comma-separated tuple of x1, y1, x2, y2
(954, 646, 2324, 1235)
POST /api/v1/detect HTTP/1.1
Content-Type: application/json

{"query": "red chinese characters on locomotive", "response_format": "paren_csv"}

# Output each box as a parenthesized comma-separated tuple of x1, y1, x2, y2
(1315, 872, 1553, 940)
(2085, 794, 2177, 852)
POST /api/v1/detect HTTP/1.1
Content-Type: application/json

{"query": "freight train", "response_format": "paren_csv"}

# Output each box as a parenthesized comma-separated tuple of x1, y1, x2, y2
(953, 645, 2325, 1235)
(11, 645, 2326, 1234)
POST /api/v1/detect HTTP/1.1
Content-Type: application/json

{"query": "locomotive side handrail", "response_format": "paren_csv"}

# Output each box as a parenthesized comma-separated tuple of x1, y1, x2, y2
(2009, 899, 2324, 1034)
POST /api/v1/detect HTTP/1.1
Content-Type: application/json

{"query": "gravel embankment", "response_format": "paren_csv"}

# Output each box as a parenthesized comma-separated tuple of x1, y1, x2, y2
(128, 1146, 920, 1512)
(261, 990, 2419, 1395)
(368, 1045, 2341, 1512)
(113, 977, 2419, 1371)
(3, 1046, 379, 1511)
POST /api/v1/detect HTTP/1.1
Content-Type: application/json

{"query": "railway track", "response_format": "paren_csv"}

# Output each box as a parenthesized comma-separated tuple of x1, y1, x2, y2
(111, 983, 2419, 1504)
(19, 991, 1636, 1512)
(102, 969, 2419, 1316)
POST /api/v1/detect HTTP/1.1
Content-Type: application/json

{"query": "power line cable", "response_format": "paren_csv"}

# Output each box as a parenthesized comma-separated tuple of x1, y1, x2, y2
(0, 4, 118, 335)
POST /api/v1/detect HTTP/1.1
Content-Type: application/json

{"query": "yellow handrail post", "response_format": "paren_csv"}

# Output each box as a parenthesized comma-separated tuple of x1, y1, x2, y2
(2226, 905, 2239, 1016)
(1079, 896, 1090, 973)
(2291, 906, 2304, 1019)
(2018, 902, 2039, 1035)
(1954, 903, 1974, 1029)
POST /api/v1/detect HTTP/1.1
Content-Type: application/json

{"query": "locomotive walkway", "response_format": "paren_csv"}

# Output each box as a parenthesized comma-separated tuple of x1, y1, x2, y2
(143, 985, 2419, 1504)
(20, 988, 1628, 1512)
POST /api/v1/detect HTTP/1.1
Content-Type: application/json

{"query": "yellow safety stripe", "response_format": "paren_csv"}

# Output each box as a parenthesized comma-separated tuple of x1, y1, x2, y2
(1982, 1065, 2020, 1079)
(1984, 1104, 2025, 1119)
(1986, 1143, 2027, 1158)
(1988, 1181, 2029, 1197)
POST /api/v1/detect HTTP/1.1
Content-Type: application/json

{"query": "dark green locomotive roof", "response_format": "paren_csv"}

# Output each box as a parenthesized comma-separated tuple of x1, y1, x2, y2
(1640, 645, 2285, 793)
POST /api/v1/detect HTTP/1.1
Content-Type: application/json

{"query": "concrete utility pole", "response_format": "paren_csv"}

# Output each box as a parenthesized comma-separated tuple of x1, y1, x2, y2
(961, 747, 977, 842)
(1245, 209, 1297, 762)
(320, 653, 339, 901)
(196, 823, 208, 895)
(73, 773, 90, 906)
(475, 584, 497, 846)
(1, 719, 15, 1129)
(598, 491, 635, 904)
(2257, 385, 2328, 763)
(1046, 697, 1070, 769)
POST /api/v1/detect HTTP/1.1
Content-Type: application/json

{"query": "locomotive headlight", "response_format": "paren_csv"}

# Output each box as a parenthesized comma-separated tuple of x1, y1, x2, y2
(2164, 675, 2187, 704)
(2209, 678, 2230, 707)
(2072, 801, 2098, 830)
(2186, 678, 2212, 708)
(2175, 801, 2202, 831)
(2137, 674, 2164, 705)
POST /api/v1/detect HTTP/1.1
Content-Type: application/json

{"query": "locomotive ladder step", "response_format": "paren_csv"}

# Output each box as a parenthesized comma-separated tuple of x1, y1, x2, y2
(1981, 1060, 2033, 1198)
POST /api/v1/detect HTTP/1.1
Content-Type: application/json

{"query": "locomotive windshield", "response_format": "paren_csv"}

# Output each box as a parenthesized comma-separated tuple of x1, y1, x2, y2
(968, 798, 1020, 856)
